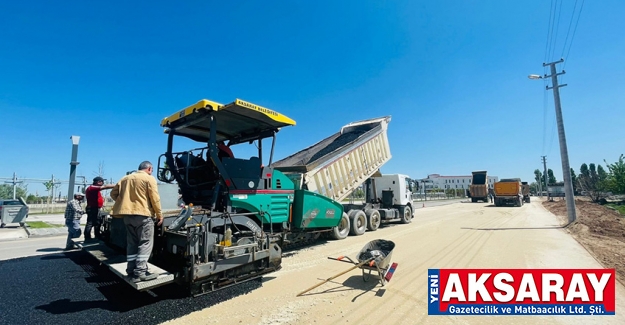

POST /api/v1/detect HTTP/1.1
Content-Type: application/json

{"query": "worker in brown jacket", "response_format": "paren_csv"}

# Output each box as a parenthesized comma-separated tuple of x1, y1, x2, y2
(110, 161, 163, 283)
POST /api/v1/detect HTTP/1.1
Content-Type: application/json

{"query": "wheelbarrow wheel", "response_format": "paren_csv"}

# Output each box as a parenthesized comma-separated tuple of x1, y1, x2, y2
(362, 268, 372, 282)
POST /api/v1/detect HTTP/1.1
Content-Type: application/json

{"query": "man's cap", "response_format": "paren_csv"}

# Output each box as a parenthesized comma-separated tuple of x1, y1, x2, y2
(93, 176, 105, 183)
(74, 192, 85, 198)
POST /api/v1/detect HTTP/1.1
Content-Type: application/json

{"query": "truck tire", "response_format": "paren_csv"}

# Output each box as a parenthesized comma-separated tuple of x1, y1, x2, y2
(400, 206, 412, 224)
(330, 212, 350, 240)
(349, 210, 367, 236)
(365, 209, 381, 231)
(527, 197, 531, 203)
(471, 198, 477, 203)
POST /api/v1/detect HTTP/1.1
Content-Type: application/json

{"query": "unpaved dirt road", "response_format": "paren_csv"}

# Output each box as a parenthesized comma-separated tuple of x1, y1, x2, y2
(165, 201, 625, 325)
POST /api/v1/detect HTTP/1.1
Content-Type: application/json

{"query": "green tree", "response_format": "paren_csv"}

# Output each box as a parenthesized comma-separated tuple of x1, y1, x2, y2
(26, 194, 39, 204)
(597, 165, 608, 182)
(580, 163, 589, 178)
(534, 169, 545, 189)
(547, 169, 556, 185)
(605, 154, 625, 194)
(529, 182, 539, 194)
(578, 163, 609, 202)
(570, 168, 578, 194)
(0, 184, 28, 200)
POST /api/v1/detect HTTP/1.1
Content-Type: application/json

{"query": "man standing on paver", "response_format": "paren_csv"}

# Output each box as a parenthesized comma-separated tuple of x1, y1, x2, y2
(84, 176, 115, 240)
(64, 192, 86, 250)
(110, 161, 163, 282)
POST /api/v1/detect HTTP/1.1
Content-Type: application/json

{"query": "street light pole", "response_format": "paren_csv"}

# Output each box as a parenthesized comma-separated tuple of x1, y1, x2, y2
(531, 59, 577, 223)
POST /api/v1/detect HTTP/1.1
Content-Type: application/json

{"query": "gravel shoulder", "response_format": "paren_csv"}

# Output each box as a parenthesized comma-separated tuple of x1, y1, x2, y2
(164, 201, 625, 325)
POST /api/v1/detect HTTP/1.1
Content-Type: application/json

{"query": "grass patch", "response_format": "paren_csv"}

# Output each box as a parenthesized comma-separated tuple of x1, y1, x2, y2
(26, 221, 64, 228)
(606, 204, 625, 216)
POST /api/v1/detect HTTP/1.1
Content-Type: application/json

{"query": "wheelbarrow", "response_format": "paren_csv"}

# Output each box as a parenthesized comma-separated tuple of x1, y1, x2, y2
(297, 239, 397, 296)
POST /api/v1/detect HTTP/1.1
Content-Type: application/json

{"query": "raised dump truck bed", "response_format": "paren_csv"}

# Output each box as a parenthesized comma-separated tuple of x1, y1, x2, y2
(273, 117, 392, 203)
(470, 170, 489, 203)
(521, 181, 530, 203)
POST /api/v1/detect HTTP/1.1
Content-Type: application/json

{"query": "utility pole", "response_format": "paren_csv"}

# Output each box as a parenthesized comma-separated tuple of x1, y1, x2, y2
(537, 167, 543, 198)
(67, 136, 80, 199)
(543, 59, 577, 223)
(4, 172, 23, 199)
(51, 175, 54, 204)
(542, 156, 548, 197)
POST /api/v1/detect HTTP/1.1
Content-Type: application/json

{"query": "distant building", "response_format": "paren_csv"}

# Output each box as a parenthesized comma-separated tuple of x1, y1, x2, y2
(420, 174, 499, 191)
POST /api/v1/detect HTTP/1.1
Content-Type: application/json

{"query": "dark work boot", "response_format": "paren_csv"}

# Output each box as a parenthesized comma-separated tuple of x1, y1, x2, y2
(130, 272, 158, 283)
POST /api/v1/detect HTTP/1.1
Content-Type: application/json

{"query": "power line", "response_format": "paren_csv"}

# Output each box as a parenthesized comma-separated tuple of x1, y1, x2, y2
(563, 0, 585, 69)
(561, 0, 579, 57)
(549, 0, 564, 61)
(544, 0, 556, 63)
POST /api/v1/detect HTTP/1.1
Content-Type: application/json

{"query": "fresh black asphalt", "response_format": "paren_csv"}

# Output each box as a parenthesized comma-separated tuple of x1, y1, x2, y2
(0, 251, 261, 325)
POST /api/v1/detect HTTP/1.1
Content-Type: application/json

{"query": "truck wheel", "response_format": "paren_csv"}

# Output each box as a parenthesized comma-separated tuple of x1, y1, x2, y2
(400, 206, 412, 224)
(366, 210, 381, 231)
(0, 223, 5, 228)
(349, 210, 367, 236)
(330, 212, 350, 240)
(471, 198, 477, 203)
(527, 197, 531, 203)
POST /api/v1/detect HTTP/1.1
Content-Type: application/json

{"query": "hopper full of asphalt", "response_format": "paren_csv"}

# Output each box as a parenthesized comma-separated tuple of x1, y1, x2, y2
(272, 119, 382, 172)
(0, 251, 261, 325)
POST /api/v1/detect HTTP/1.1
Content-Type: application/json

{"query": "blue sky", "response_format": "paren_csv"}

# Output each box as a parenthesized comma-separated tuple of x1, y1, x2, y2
(1, 1, 624, 197)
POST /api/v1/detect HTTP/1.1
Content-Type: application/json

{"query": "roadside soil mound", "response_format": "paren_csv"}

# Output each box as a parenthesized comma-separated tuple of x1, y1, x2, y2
(543, 199, 625, 283)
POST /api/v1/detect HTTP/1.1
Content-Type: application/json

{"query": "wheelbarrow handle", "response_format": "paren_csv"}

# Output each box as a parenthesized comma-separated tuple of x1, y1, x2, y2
(327, 256, 356, 264)
(297, 257, 374, 297)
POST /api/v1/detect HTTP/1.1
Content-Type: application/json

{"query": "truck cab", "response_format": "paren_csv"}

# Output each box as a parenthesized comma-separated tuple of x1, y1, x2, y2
(369, 174, 414, 207)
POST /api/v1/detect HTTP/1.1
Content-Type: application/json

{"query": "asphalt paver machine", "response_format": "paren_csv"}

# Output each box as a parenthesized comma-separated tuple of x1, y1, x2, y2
(80, 99, 292, 296)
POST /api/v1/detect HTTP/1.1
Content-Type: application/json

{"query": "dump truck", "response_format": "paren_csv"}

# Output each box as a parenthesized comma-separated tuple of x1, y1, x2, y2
(493, 178, 524, 207)
(469, 171, 489, 203)
(272, 117, 413, 235)
(521, 181, 531, 203)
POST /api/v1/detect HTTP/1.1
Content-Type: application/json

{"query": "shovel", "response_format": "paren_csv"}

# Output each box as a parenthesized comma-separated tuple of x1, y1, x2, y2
(297, 257, 374, 297)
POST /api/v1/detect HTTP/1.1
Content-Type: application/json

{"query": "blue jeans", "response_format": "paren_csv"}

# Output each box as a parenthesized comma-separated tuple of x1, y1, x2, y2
(66, 219, 82, 248)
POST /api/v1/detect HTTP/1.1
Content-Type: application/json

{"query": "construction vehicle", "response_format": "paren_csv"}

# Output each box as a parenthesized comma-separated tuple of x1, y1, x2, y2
(272, 117, 413, 235)
(356, 174, 416, 229)
(80, 99, 310, 296)
(469, 171, 489, 203)
(493, 178, 524, 207)
(521, 181, 531, 203)
(81, 99, 402, 296)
